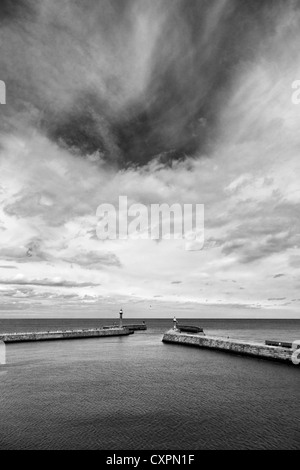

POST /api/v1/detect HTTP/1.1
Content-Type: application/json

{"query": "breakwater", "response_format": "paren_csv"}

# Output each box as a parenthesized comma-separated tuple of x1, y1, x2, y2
(125, 324, 147, 331)
(0, 327, 133, 343)
(103, 323, 147, 331)
(162, 329, 298, 365)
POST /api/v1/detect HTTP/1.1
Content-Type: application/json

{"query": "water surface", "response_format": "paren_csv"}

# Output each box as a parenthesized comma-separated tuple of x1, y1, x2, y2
(0, 319, 299, 450)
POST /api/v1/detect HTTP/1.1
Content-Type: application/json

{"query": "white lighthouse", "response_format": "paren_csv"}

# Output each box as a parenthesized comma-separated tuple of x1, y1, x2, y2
(119, 308, 123, 328)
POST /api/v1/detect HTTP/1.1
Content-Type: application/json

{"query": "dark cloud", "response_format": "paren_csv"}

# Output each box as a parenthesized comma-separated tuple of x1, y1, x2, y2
(273, 273, 285, 278)
(221, 230, 300, 264)
(62, 251, 122, 269)
(268, 297, 286, 301)
(0, 241, 48, 263)
(0, 287, 84, 301)
(0, 278, 99, 288)
(0, 0, 293, 166)
(0, 0, 34, 24)
(222, 235, 296, 264)
(214, 198, 300, 263)
(171, 281, 182, 285)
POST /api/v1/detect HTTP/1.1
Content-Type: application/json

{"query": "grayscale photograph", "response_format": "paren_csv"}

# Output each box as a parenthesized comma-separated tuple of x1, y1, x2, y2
(0, 0, 299, 454)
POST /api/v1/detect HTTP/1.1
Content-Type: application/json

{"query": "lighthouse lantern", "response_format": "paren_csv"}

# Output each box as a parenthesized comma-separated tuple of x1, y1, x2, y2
(119, 308, 123, 328)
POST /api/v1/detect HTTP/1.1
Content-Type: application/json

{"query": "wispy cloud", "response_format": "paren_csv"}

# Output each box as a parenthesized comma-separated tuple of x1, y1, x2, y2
(0, 1, 300, 316)
(0, 277, 99, 288)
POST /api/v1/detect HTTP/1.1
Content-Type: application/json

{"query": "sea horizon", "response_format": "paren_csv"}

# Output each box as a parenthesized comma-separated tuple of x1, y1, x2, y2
(0, 318, 299, 450)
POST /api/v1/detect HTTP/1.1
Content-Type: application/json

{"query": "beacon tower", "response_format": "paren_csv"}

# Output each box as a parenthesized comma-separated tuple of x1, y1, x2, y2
(119, 308, 123, 328)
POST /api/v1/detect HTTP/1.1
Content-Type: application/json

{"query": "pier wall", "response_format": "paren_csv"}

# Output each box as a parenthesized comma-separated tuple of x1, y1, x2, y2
(125, 324, 147, 331)
(0, 327, 132, 343)
(162, 330, 297, 365)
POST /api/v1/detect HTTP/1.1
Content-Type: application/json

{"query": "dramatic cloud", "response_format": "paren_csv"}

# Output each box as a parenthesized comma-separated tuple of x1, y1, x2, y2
(0, 0, 300, 317)
(1, 0, 293, 165)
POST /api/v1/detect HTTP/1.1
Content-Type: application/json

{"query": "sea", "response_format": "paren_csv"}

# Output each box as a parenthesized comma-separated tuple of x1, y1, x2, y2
(0, 318, 299, 450)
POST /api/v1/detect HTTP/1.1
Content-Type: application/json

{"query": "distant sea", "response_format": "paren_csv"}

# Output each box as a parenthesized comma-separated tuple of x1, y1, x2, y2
(0, 318, 299, 450)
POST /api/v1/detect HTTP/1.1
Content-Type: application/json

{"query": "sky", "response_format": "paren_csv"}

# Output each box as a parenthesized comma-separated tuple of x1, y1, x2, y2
(0, 0, 300, 318)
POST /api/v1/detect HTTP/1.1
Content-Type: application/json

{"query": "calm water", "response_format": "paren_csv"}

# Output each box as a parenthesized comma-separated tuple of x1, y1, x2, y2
(0, 318, 299, 450)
